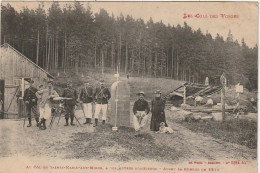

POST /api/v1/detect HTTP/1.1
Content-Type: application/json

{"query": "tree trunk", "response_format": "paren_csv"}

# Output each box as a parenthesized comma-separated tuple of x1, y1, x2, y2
(143, 47, 146, 76)
(47, 38, 50, 71)
(138, 46, 141, 75)
(125, 41, 128, 73)
(119, 32, 121, 72)
(111, 42, 114, 69)
(36, 30, 39, 65)
(176, 51, 179, 80)
(171, 46, 175, 78)
(94, 45, 97, 68)
(75, 54, 78, 75)
(155, 49, 157, 78)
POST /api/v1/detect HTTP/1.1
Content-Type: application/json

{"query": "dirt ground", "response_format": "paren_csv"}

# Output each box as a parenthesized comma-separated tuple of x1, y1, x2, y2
(0, 109, 256, 162)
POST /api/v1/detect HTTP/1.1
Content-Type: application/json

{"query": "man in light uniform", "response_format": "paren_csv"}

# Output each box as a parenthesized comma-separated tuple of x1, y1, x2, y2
(93, 80, 111, 127)
(133, 91, 150, 132)
(79, 81, 94, 124)
(36, 81, 59, 130)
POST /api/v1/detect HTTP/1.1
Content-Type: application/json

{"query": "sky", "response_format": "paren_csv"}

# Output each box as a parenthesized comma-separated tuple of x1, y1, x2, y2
(2, 1, 258, 48)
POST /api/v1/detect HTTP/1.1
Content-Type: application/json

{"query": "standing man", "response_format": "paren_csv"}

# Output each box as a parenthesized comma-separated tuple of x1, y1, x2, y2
(79, 81, 94, 124)
(23, 79, 39, 127)
(150, 90, 168, 132)
(36, 81, 59, 130)
(93, 80, 111, 127)
(62, 81, 78, 126)
(133, 91, 150, 132)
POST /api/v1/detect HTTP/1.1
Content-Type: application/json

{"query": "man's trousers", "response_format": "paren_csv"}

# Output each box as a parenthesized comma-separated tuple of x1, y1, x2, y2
(133, 111, 148, 131)
(94, 104, 107, 120)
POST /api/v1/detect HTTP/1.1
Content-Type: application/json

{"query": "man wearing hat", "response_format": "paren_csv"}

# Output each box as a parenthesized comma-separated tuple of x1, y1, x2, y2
(79, 81, 94, 124)
(150, 90, 168, 132)
(93, 80, 111, 126)
(36, 81, 59, 130)
(133, 91, 150, 132)
(23, 79, 40, 127)
(62, 81, 78, 126)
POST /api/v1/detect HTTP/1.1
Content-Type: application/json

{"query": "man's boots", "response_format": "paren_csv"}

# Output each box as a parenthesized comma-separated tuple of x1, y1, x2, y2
(102, 120, 105, 125)
(71, 117, 75, 126)
(27, 118, 32, 127)
(38, 118, 43, 129)
(93, 118, 98, 127)
(36, 118, 40, 127)
(40, 119, 46, 130)
(83, 118, 89, 125)
(64, 118, 69, 126)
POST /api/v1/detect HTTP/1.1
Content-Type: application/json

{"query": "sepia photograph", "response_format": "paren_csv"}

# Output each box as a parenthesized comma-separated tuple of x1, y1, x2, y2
(0, 1, 258, 173)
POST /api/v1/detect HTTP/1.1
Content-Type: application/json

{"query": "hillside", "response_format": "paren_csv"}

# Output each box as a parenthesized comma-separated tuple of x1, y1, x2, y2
(53, 68, 184, 102)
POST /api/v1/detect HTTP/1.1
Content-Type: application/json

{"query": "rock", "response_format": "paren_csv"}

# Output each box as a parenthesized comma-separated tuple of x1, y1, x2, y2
(212, 113, 223, 121)
(170, 106, 179, 111)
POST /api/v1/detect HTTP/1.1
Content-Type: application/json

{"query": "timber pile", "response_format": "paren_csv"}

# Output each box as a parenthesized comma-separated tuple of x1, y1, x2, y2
(182, 105, 234, 113)
(169, 82, 222, 99)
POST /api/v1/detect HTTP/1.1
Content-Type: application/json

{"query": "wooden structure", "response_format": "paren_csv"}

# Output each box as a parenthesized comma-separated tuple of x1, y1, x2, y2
(0, 43, 54, 118)
(169, 82, 221, 104)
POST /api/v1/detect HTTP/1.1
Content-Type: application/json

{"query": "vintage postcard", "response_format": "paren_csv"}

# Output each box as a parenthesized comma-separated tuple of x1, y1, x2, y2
(0, 1, 258, 173)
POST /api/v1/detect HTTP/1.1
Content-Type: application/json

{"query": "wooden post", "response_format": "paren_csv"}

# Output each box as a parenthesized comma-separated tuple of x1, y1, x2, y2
(220, 72, 226, 121)
(183, 85, 186, 104)
(221, 87, 225, 121)
(21, 78, 25, 98)
(101, 49, 104, 77)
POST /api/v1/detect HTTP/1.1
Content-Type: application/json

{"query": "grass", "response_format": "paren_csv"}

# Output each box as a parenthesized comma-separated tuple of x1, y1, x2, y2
(67, 124, 182, 163)
(53, 68, 183, 102)
(177, 119, 257, 150)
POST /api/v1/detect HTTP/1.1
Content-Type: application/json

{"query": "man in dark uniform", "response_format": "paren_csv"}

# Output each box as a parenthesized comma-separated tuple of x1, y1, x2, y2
(93, 80, 111, 127)
(62, 81, 78, 126)
(79, 81, 94, 124)
(23, 79, 39, 127)
(133, 91, 150, 132)
(150, 90, 168, 132)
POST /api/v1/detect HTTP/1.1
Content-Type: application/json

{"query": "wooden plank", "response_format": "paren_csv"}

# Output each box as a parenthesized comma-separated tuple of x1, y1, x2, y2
(1, 43, 54, 78)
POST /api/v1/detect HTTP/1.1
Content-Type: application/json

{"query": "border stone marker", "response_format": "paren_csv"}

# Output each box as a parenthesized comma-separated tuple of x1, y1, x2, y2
(110, 81, 130, 127)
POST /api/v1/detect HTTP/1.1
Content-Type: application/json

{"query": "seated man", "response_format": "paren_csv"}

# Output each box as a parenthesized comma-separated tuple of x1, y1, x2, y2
(133, 91, 150, 133)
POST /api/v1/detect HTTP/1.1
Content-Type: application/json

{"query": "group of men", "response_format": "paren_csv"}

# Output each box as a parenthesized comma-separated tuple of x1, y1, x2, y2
(23, 78, 168, 133)
(23, 79, 111, 130)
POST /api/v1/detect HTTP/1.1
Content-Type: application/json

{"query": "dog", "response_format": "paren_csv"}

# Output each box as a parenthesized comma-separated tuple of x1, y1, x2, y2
(158, 122, 174, 134)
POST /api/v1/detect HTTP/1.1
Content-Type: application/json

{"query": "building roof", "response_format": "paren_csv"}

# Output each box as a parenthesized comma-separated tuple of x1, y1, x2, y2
(1, 43, 54, 79)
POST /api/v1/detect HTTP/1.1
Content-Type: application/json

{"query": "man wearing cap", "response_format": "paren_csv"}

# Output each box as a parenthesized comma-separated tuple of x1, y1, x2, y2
(36, 81, 59, 130)
(93, 80, 111, 126)
(23, 79, 40, 127)
(62, 81, 78, 126)
(150, 90, 168, 132)
(133, 91, 150, 132)
(80, 81, 94, 124)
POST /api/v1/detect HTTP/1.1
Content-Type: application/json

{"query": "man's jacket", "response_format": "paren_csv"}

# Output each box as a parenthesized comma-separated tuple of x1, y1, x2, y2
(133, 99, 150, 115)
(62, 88, 78, 106)
(80, 87, 93, 103)
(23, 87, 38, 106)
(94, 87, 111, 104)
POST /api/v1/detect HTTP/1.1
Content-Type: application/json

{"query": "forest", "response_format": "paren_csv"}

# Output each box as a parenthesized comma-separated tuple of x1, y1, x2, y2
(1, 2, 258, 90)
